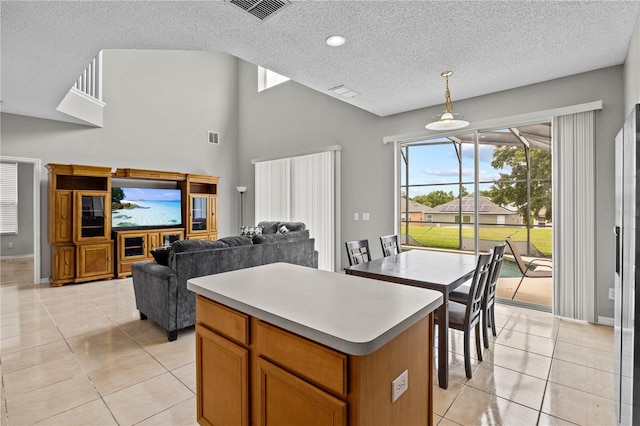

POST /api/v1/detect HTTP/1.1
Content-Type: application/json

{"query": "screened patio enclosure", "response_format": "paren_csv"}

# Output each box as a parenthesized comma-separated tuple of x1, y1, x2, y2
(400, 123, 552, 306)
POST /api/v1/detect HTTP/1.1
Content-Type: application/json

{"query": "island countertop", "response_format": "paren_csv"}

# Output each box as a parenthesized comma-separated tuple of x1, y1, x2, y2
(187, 262, 443, 355)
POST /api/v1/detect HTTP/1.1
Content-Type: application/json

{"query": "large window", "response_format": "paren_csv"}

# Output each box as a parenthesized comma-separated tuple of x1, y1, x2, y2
(0, 162, 18, 234)
(400, 123, 552, 259)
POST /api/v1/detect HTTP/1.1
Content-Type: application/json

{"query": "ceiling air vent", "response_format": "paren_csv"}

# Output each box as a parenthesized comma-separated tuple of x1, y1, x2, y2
(228, 0, 291, 21)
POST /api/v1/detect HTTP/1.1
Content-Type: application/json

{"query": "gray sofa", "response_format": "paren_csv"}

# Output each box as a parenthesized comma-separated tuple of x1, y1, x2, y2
(131, 223, 318, 341)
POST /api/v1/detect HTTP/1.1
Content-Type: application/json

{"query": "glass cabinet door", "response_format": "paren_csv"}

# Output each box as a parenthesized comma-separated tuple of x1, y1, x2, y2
(75, 191, 110, 241)
(190, 195, 209, 232)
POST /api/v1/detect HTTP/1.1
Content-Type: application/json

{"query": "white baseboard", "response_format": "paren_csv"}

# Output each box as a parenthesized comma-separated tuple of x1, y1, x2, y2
(598, 316, 614, 326)
(0, 254, 34, 260)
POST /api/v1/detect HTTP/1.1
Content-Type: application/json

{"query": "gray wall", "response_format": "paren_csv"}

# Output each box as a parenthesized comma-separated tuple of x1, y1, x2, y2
(624, 11, 640, 114)
(238, 61, 625, 320)
(0, 49, 240, 279)
(0, 162, 34, 257)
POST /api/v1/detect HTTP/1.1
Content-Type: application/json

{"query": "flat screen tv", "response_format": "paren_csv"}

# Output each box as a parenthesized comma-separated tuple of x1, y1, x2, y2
(112, 187, 182, 229)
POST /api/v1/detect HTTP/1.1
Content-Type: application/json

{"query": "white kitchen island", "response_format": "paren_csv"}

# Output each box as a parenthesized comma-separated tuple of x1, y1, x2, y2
(188, 262, 442, 426)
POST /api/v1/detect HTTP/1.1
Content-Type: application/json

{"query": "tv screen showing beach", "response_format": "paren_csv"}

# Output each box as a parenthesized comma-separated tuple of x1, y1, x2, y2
(112, 187, 182, 228)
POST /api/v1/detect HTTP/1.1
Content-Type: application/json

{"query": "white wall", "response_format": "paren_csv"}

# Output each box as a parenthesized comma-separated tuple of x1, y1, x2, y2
(624, 10, 640, 113)
(0, 49, 240, 281)
(238, 61, 625, 320)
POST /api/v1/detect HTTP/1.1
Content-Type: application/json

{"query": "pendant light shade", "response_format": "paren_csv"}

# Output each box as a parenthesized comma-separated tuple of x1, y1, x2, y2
(426, 71, 469, 131)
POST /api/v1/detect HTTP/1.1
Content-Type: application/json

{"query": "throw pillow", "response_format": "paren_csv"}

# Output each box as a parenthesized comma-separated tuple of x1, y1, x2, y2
(257, 221, 280, 234)
(278, 225, 289, 234)
(278, 221, 306, 232)
(150, 246, 171, 266)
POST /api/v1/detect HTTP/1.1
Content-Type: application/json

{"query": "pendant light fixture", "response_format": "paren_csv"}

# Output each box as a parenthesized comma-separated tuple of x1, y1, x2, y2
(426, 70, 469, 131)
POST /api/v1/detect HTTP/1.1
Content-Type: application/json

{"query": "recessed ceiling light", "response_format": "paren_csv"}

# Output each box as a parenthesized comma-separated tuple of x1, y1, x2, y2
(325, 35, 346, 47)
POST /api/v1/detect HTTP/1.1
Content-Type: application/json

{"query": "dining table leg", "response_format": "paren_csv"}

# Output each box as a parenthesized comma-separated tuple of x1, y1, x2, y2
(437, 302, 449, 389)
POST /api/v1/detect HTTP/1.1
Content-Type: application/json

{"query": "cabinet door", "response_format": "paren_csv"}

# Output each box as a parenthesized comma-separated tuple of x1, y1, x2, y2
(147, 233, 160, 253)
(77, 242, 113, 278)
(53, 191, 73, 243)
(196, 324, 249, 426)
(257, 358, 347, 426)
(118, 233, 147, 260)
(159, 229, 183, 247)
(75, 191, 110, 241)
(209, 196, 218, 233)
(52, 245, 75, 281)
(189, 195, 209, 234)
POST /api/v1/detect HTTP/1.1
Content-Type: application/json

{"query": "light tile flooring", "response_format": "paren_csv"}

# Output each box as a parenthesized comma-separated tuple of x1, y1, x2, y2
(1, 258, 616, 425)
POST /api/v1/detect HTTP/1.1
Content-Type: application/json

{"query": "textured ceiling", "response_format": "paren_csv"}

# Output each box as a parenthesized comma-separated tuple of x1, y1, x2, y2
(1, 1, 639, 124)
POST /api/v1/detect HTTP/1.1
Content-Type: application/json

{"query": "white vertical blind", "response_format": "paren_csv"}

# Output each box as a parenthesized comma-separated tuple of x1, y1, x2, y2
(255, 158, 290, 225)
(254, 149, 338, 271)
(552, 110, 596, 321)
(0, 162, 18, 234)
(291, 151, 335, 271)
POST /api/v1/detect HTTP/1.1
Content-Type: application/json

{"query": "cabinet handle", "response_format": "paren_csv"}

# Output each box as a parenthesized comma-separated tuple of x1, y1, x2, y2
(62, 215, 66, 219)
(65, 261, 69, 265)
(108, 257, 111, 261)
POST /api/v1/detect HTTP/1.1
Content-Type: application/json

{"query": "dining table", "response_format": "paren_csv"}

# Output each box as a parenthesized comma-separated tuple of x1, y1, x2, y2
(345, 249, 478, 389)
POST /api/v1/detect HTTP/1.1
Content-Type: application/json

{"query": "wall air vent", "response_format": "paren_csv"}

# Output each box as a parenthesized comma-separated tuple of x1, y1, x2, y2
(228, 0, 291, 21)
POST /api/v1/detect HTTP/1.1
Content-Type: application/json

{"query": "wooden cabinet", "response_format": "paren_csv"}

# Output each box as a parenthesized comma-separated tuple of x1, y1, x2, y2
(46, 164, 113, 286)
(51, 244, 75, 283)
(52, 191, 73, 243)
(47, 164, 220, 285)
(257, 358, 347, 426)
(75, 191, 110, 241)
(195, 295, 432, 426)
(114, 228, 184, 278)
(182, 175, 219, 241)
(77, 242, 113, 279)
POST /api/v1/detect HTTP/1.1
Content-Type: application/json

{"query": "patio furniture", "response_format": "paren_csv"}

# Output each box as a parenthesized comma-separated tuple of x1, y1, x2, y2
(345, 239, 372, 266)
(380, 234, 400, 257)
(505, 237, 553, 299)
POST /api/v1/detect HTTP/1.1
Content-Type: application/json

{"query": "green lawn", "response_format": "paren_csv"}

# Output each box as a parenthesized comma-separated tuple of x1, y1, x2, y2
(402, 225, 552, 256)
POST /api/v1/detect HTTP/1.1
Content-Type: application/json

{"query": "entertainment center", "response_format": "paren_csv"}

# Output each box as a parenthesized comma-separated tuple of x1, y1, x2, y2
(46, 164, 219, 286)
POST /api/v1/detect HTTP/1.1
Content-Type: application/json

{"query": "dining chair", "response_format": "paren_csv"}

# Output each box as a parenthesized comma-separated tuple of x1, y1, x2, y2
(379, 234, 400, 257)
(505, 237, 552, 298)
(449, 243, 507, 348)
(482, 243, 506, 347)
(345, 239, 372, 266)
(437, 251, 493, 379)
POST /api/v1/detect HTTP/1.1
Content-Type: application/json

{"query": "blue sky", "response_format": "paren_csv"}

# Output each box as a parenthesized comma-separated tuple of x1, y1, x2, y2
(401, 138, 513, 199)
(120, 187, 181, 201)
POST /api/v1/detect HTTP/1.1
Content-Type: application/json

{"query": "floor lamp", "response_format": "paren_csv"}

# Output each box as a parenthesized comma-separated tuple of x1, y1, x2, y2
(236, 186, 247, 227)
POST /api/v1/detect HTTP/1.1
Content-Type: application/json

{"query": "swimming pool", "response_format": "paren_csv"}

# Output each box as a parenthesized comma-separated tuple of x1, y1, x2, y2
(499, 259, 523, 278)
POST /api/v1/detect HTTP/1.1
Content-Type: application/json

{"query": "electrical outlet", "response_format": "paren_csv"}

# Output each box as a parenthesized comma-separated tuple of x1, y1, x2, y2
(7, 241, 14, 249)
(391, 369, 408, 403)
(354, 212, 359, 221)
(609, 288, 615, 300)
(362, 212, 370, 221)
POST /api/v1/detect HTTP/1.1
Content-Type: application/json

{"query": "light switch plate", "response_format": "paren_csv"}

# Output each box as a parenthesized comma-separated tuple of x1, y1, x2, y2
(354, 213, 359, 220)
(363, 212, 370, 221)
(391, 369, 408, 402)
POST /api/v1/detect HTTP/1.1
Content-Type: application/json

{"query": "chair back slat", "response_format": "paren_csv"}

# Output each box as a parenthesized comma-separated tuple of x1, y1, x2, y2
(466, 251, 493, 327)
(380, 234, 400, 257)
(485, 243, 507, 305)
(345, 240, 372, 266)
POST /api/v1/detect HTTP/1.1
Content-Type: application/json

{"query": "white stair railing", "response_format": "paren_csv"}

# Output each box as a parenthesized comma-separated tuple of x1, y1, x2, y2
(73, 50, 102, 101)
